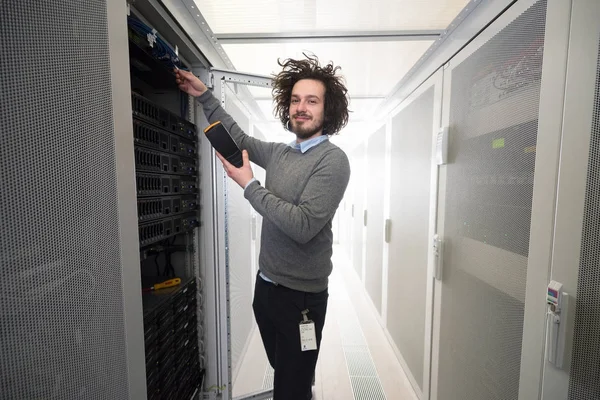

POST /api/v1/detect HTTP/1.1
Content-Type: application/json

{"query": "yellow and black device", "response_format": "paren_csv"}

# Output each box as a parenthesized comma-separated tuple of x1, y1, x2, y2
(142, 278, 181, 292)
(203, 121, 243, 168)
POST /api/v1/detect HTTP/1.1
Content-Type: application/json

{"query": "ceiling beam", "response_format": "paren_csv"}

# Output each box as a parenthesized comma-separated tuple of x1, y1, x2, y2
(216, 30, 443, 44)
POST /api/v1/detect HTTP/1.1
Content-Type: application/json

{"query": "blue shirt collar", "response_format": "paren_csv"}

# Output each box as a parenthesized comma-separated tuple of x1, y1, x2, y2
(288, 134, 329, 153)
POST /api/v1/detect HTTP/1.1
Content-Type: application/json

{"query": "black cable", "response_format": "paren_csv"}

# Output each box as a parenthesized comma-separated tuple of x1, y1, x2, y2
(165, 250, 175, 277)
(158, 238, 175, 277)
(154, 253, 161, 276)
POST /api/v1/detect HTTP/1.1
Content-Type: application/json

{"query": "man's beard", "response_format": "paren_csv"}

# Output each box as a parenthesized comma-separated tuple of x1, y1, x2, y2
(290, 115, 324, 139)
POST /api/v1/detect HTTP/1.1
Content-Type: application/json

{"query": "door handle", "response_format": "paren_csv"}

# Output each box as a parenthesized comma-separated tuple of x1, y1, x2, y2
(433, 234, 443, 281)
(385, 219, 391, 243)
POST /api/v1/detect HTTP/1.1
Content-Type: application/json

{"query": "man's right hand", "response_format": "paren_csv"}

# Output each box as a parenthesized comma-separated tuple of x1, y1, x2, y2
(175, 69, 208, 97)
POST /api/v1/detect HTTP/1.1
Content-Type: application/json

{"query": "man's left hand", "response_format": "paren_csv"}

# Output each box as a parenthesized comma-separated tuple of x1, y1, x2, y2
(216, 150, 254, 189)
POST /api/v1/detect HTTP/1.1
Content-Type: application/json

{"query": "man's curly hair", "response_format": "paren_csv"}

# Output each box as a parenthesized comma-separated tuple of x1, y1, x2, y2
(271, 53, 349, 135)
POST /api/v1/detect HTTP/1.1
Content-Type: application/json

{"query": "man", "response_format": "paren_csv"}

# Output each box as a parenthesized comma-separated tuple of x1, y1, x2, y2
(175, 54, 351, 399)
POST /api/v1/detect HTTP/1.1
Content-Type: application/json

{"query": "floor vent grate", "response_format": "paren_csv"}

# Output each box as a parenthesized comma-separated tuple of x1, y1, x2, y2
(337, 285, 387, 400)
(261, 365, 274, 399)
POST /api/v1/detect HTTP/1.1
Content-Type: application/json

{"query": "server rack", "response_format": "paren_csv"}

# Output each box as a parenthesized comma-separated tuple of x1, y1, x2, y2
(127, 11, 205, 399)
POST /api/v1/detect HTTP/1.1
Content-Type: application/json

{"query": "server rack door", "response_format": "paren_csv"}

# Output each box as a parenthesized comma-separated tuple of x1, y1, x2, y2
(430, 0, 551, 399)
(515, 0, 572, 398)
(337, 191, 353, 253)
(1, 0, 144, 399)
(386, 69, 441, 399)
(351, 144, 367, 281)
(539, 0, 600, 398)
(364, 126, 387, 315)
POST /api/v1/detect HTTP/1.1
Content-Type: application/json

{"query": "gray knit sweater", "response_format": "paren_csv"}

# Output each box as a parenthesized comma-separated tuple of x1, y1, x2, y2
(198, 90, 351, 292)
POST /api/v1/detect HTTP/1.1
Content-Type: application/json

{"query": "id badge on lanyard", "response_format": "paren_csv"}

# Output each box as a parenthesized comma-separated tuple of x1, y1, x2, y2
(299, 309, 317, 351)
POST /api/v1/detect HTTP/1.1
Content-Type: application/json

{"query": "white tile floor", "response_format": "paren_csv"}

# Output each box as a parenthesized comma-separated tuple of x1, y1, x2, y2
(232, 245, 418, 400)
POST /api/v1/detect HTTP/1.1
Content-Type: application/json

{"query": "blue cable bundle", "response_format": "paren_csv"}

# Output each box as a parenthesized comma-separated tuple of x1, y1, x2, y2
(127, 15, 188, 72)
(128, 15, 189, 117)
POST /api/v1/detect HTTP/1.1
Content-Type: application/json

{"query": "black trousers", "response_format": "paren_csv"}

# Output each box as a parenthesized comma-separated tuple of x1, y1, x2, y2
(252, 272, 329, 400)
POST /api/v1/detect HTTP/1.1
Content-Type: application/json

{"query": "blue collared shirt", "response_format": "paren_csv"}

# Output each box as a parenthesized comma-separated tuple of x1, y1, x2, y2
(257, 134, 329, 285)
(287, 134, 329, 153)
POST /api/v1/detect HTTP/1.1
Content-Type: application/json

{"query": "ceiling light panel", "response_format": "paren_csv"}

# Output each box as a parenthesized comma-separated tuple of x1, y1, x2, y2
(195, 0, 470, 33)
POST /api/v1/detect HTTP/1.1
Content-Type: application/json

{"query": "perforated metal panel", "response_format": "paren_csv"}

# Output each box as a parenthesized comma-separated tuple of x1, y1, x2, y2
(387, 86, 435, 391)
(0, 2, 130, 399)
(568, 38, 600, 400)
(437, 1, 547, 399)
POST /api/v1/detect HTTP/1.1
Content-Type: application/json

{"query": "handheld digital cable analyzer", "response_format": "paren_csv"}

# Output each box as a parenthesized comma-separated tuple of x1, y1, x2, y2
(203, 121, 243, 168)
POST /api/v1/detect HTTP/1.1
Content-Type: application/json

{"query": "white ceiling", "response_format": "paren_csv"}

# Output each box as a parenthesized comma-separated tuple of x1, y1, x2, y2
(221, 41, 435, 98)
(193, 0, 470, 147)
(196, 0, 469, 32)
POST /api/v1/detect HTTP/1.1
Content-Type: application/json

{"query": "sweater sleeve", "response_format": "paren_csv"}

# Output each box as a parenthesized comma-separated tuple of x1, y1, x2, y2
(196, 90, 276, 169)
(243, 150, 351, 244)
